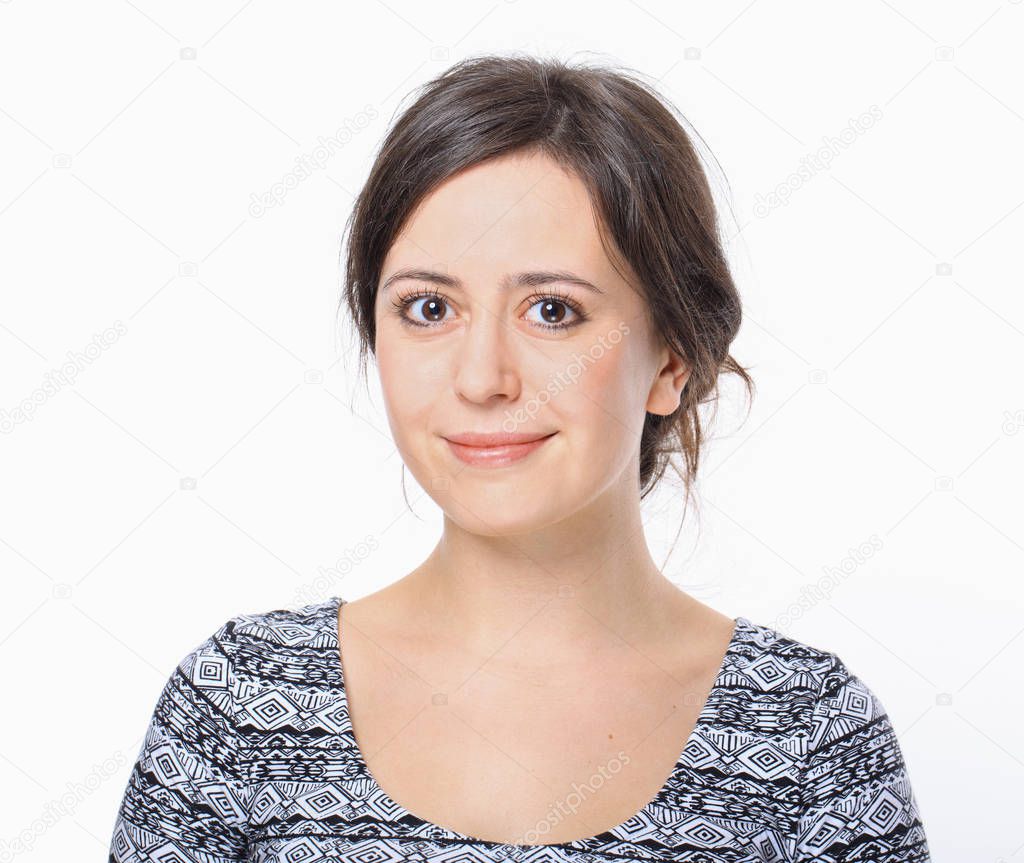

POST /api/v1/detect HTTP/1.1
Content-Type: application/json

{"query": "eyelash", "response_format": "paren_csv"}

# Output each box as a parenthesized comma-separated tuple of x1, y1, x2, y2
(389, 288, 588, 332)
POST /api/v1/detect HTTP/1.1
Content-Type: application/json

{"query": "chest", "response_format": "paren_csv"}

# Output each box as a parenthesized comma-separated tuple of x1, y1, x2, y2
(343, 642, 722, 846)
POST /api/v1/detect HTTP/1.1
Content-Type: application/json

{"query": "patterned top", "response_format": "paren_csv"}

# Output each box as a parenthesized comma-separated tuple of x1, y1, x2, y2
(108, 596, 932, 862)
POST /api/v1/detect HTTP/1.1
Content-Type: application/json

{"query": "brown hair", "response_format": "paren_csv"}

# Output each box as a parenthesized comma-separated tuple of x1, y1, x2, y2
(339, 52, 754, 513)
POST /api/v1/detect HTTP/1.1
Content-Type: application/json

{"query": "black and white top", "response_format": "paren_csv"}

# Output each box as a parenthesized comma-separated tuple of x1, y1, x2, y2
(108, 596, 932, 861)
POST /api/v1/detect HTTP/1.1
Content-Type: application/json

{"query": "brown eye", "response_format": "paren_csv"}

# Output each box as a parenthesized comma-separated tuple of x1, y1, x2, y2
(538, 300, 566, 324)
(416, 296, 447, 322)
(524, 296, 583, 331)
(391, 291, 453, 327)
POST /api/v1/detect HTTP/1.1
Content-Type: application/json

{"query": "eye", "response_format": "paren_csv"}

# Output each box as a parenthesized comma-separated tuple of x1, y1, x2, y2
(523, 291, 586, 331)
(391, 290, 453, 328)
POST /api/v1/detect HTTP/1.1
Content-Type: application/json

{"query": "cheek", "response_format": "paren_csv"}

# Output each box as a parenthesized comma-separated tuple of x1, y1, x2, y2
(375, 334, 435, 439)
(565, 342, 648, 459)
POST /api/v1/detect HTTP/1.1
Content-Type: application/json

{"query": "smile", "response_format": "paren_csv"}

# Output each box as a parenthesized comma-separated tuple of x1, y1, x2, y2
(443, 432, 557, 468)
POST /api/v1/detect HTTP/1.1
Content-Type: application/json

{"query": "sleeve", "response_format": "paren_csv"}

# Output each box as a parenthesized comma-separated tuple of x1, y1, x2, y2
(792, 656, 932, 862)
(108, 625, 252, 862)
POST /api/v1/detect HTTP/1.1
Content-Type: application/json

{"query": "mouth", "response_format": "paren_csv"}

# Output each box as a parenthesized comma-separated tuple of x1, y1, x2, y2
(442, 431, 557, 468)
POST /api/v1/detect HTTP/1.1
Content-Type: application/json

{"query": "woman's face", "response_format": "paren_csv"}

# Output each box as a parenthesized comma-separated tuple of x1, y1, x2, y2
(372, 148, 689, 535)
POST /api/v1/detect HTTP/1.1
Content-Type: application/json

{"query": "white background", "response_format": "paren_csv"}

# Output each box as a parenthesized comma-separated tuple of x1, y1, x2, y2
(1, 1, 1022, 859)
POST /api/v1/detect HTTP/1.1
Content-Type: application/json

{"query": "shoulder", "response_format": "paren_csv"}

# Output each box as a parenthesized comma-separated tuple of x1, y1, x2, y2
(730, 623, 935, 857)
(171, 596, 342, 702)
(726, 616, 898, 747)
(192, 596, 341, 657)
(177, 597, 344, 726)
(727, 615, 852, 700)
(733, 617, 920, 800)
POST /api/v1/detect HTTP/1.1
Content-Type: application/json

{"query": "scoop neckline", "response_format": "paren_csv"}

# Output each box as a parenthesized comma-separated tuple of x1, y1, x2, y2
(324, 594, 748, 851)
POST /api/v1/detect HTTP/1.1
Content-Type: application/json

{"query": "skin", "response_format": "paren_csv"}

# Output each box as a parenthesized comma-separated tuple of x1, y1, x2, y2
(339, 147, 737, 845)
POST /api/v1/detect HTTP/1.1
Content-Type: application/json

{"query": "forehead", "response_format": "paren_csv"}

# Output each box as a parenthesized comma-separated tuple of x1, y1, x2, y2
(381, 150, 628, 287)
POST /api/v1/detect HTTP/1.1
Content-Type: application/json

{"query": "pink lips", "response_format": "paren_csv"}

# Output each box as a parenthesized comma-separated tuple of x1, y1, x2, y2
(443, 431, 557, 468)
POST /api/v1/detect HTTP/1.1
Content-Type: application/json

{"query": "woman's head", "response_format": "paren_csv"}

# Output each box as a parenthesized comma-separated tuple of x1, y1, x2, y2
(341, 53, 753, 536)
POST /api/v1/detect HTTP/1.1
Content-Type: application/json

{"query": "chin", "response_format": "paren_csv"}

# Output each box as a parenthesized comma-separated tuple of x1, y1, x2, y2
(438, 484, 567, 537)
(448, 512, 555, 538)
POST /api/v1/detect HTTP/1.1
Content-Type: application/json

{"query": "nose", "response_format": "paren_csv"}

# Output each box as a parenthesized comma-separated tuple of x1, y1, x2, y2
(452, 307, 522, 404)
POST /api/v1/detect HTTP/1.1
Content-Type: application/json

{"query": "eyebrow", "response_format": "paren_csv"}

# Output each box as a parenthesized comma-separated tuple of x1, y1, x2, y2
(379, 268, 605, 295)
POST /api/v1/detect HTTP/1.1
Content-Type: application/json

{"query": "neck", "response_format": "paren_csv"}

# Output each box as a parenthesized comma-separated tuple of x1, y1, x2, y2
(388, 488, 697, 668)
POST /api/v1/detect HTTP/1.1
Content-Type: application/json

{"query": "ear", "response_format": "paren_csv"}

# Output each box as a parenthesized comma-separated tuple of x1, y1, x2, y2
(646, 345, 691, 416)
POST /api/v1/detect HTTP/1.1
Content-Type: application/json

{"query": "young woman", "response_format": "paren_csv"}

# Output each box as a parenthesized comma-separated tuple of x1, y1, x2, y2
(109, 54, 932, 862)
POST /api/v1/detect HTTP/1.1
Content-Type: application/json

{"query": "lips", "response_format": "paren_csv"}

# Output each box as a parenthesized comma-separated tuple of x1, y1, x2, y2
(442, 431, 557, 467)
(443, 431, 556, 447)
